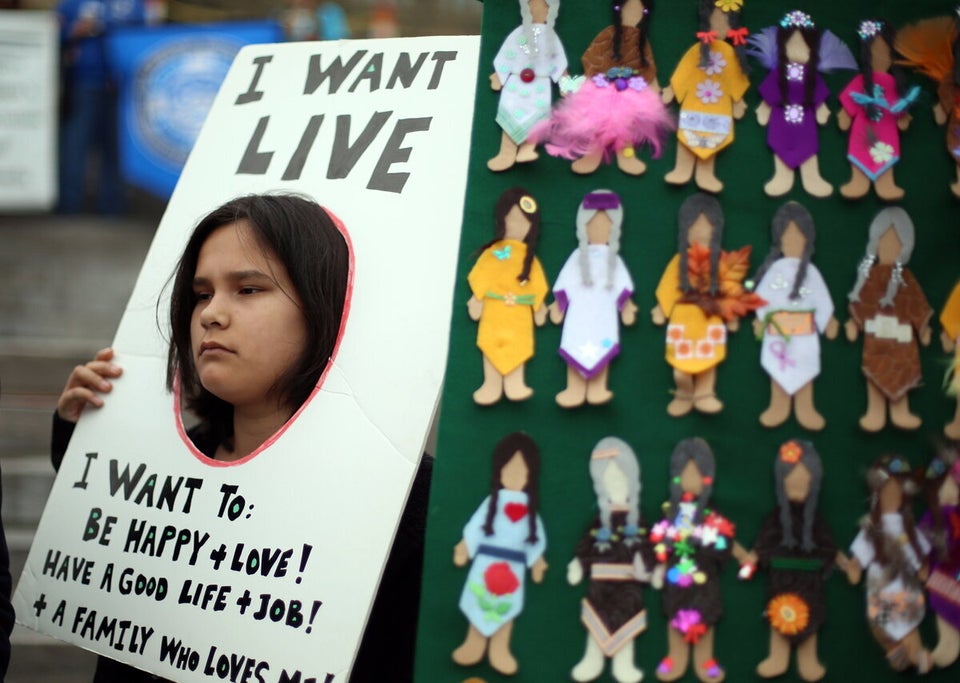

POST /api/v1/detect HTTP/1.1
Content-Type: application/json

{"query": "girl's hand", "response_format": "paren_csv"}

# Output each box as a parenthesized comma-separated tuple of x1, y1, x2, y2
(57, 348, 122, 423)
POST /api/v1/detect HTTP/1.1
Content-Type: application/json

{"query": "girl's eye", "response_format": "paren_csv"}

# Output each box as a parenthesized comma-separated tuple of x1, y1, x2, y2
(194, 292, 212, 302)
(239, 286, 262, 295)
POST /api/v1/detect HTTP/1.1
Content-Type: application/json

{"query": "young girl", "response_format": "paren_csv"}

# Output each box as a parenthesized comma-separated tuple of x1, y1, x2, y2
(846, 455, 932, 674)
(550, 190, 637, 408)
(467, 187, 549, 405)
(751, 202, 837, 431)
(845, 207, 932, 432)
(452, 432, 547, 676)
(54, 194, 429, 682)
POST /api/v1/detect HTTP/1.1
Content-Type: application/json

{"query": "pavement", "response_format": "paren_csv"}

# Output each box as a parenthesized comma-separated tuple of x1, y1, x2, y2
(0, 195, 163, 682)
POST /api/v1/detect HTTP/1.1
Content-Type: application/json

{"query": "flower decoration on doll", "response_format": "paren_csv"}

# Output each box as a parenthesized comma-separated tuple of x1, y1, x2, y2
(779, 441, 802, 464)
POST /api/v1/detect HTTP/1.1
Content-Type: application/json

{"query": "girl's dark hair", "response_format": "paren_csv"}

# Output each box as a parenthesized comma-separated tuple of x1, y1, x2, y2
(777, 25, 821, 108)
(612, 0, 653, 68)
(859, 22, 910, 121)
(865, 455, 924, 570)
(484, 187, 541, 284)
(774, 440, 823, 552)
(753, 202, 816, 300)
(483, 432, 541, 543)
(678, 193, 723, 295)
(166, 194, 350, 451)
(697, 0, 748, 71)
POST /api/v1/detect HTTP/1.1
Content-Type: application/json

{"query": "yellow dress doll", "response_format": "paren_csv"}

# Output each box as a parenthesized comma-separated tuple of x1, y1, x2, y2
(940, 282, 960, 438)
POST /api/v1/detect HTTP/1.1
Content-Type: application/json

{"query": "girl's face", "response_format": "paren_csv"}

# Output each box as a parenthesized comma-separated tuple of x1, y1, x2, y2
(504, 204, 532, 241)
(621, 0, 644, 27)
(190, 220, 308, 414)
(586, 210, 612, 245)
(785, 31, 811, 64)
(687, 213, 713, 247)
(780, 221, 806, 258)
(500, 451, 529, 491)
(876, 225, 903, 265)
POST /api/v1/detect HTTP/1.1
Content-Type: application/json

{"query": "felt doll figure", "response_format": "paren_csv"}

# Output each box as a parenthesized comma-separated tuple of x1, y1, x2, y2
(749, 11, 857, 198)
(896, 13, 960, 198)
(837, 20, 919, 201)
(487, 0, 568, 172)
(846, 454, 933, 674)
(918, 447, 960, 668)
(567, 437, 660, 683)
(467, 188, 549, 405)
(550, 190, 637, 408)
(452, 432, 548, 675)
(650, 437, 748, 683)
(742, 440, 848, 682)
(652, 193, 765, 417)
(940, 281, 960, 439)
(529, 0, 672, 176)
(845, 207, 932, 432)
(662, 0, 750, 193)
(751, 202, 838, 431)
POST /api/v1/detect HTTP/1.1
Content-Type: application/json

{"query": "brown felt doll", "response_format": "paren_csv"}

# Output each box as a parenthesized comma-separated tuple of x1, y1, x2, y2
(452, 432, 547, 675)
(751, 202, 838, 431)
(741, 440, 849, 682)
(649, 437, 749, 683)
(467, 188, 549, 405)
(846, 454, 933, 674)
(845, 207, 932, 432)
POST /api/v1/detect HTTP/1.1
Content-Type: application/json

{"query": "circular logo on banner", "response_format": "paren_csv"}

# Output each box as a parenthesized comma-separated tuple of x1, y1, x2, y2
(134, 37, 241, 166)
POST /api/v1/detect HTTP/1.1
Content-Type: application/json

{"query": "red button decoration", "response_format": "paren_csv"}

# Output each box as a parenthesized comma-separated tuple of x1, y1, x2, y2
(520, 68, 535, 83)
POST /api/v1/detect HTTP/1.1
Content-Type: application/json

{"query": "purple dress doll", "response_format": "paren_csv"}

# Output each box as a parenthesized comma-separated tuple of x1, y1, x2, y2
(749, 11, 856, 198)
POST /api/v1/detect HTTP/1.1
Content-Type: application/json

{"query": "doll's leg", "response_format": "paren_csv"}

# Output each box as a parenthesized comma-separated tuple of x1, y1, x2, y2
(487, 131, 520, 172)
(656, 629, 690, 682)
(901, 628, 932, 674)
(616, 147, 647, 176)
(557, 365, 589, 408)
(951, 163, 960, 199)
(694, 156, 723, 194)
(572, 151, 604, 175)
(888, 395, 922, 430)
(665, 145, 696, 185)
(759, 380, 792, 428)
(488, 619, 518, 675)
(873, 168, 905, 201)
(473, 356, 505, 405)
(793, 381, 826, 431)
(586, 366, 614, 405)
(931, 615, 960, 667)
(839, 164, 870, 199)
(452, 624, 488, 666)
(795, 633, 826, 682)
(516, 141, 539, 163)
(667, 370, 695, 417)
(571, 633, 606, 682)
(798, 157, 833, 198)
(611, 638, 644, 683)
(859, 381, 887, 432)
(756, 628, 790, 678)
(764, 156, 795, 197)
(692, 627, 724, 683)
(945, 398, 960, 440)
(693, 368, 723, 414)
(502, 364, 534, 401)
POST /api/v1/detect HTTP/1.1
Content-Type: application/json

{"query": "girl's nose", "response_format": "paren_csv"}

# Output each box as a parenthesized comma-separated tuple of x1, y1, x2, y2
(199, 294, 228, 328)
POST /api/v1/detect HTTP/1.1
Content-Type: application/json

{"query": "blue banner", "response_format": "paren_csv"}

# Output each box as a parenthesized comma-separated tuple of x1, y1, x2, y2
(108, 21, 282, 199)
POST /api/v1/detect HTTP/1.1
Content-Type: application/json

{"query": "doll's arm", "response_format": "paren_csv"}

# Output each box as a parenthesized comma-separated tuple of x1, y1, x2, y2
(490, 72, 503, 91)
(650, 304, 666, 326)
(534, 304, 548, 327)
(566, 558, 583, 585)
(661, 84, 675, 105)
(651, 563, 666, 589)
(918, 562, 930, 583)
(934, 102, 947, 125)
(919, 323, 932, 347)
(755, 101, 771, 126)
(733, 98, 747, 120)
(824, 316, 840, 340)
(531, 556, 548, 583)
(621, 299, 638, 326)
(816, 103, 830, 126)
(845, 556, 863, 585)
(834, 550, 852, 572)
(453, 540, 469, 567)
(726, 318, 740, 333)
(731, 540, 750, 564)
(467, 295, 483, 321)
(836, 108, 851, 131)
(942, 329, 956, 353)
(548, 300, 565, 325)
(844, 318, 860, 342)
(752, 317, 763, 337)
(897, 112, 912, 131)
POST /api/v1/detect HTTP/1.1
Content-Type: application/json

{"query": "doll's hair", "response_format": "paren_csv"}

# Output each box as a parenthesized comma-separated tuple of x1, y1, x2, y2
(847, 207, 915, 307)
(166, 193, 349, 452)
(922, 444, 960, 562)
(864, 454, 924, 568)
(520, 0, 560, 29)
(483, 432, 542, 543)
(678, 193, 723, 295)
(489, 186, 542, 284)
(612, 0, 653, 68)
(774, 440, 823, 552)
(776, 23, 821, 108)
(575, 189, 623, 288)
(858, 21, 911, 121)
(697, 0, 748, 71)
(752, 202, 816, 301)
(953, 9, 960, 87)
(589, 437, 641, 537)
(667, 437, 715, 524)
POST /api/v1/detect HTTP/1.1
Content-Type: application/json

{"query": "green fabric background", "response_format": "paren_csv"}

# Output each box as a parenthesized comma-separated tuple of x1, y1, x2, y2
(415, 1, 960, 681)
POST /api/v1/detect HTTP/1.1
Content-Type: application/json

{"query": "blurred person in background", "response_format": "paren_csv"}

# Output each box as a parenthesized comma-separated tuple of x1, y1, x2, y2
(280, 0, 350, 41)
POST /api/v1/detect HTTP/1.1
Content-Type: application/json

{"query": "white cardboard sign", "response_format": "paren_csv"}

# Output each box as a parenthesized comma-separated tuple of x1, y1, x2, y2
(13, 35, 479, 682)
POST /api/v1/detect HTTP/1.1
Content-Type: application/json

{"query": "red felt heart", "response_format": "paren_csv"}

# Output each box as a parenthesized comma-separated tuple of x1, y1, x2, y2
(504, 502, 528, 522)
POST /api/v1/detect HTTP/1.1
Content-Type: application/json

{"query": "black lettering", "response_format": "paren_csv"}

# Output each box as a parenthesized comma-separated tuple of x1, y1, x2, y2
(386, 52, 428, 89)
(282, 115, 324, 181)
(237, 117, 274, 175)
(428, 51, 458, 89)
(303, 51, 367, 95)
(73, 451, 98, 490)
(349, 52, 383, 93)
(367, 117, 432, 194)
(327, 112, 391, 180)
(235, 55, 273, 105)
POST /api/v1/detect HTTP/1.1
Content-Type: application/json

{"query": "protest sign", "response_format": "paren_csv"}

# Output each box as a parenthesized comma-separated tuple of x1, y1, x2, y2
(13, 34, 480, 682)
(0, 10, 57, 211)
